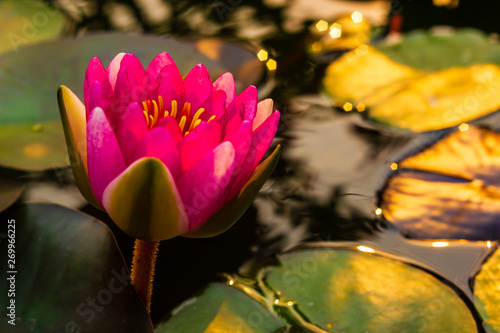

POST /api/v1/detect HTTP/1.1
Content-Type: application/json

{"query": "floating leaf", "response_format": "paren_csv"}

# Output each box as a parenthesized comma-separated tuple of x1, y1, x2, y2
(365, 64, 500, 132)
(474, 248, 500, 332)
(322, 45, 420, 103)
(0, 33, 264, 171)
(380, 126, 500, 240)
(261, 248, 478, 332)
(155, 283, 285, 333)
(0, 203, 153, 332)
(0, 0, 66, 54)
(0, 175, 24, 213)
(377, 28, 500, 71)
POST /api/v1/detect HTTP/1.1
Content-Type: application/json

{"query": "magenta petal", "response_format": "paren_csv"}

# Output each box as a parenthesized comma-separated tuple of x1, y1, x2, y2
(184, 64, 212, 111)
(223, 111, 242, 141)
(112, 54, 147, 113)
(87, 107, 127, 204)
(177, 142, 236, 230)
(87, 81, 103, 119)
(227, 85, 258, 122)
(232, 111, 280, 191)
(156, 116, 183, 143)
(199, 90, 226, 120)
(84, 57, 106, 108)
(146, 52, 175, 90)
(179, 121, 221, 172)
(106, 53, 126, 90)
(213, 73, 236, 106)
(116, 102, 148, 164)
(225, 121, 252, 198)
(131, 127, 182, 179)
(156, 63, 185, 108)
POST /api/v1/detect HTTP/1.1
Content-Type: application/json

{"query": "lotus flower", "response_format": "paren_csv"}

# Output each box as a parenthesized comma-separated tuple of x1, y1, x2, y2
(58, 52, 280, 241)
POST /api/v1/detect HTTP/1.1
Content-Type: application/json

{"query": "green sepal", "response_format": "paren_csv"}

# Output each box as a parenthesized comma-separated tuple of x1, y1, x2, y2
(102, 157, 188, 241)
(184, 145, 281, 238)
(57, 85, 102, 210)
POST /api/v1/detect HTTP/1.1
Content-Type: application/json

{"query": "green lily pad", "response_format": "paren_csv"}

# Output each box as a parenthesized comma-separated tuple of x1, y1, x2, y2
(474, 247, 500, 332)
(0, 203, 154, 332)
(0, 0, 66, 54)
(260, 248, 478, 332)
(377, 28, 500, 71)
(0, 33, 264, 171)
(380, 126, 500, 240)
(0, 174, 24, 213)
(155, 283, 285, 333)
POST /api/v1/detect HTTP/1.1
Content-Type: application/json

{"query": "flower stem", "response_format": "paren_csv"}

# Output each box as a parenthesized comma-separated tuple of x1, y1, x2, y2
(130, 239, 159, 313)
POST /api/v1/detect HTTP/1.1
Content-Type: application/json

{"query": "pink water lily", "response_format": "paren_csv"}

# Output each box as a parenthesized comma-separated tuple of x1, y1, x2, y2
(58, 52, 280, 241)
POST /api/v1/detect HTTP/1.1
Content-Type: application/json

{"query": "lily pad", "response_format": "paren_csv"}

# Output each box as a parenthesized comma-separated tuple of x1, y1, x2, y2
(365, 64, 500, 132)
(377, 28, 500, 71)
(0, 0, 66, 54)
(0, 33, 264, 171)
(0, 174, 24, 213)
(474, 248, 500, 332)
(260, 248, 478, 332)
(322, 45, 420, 103)
(380, 126, 500, 240)
(0, 203, 154, 332)
(155, 283, 285, 333)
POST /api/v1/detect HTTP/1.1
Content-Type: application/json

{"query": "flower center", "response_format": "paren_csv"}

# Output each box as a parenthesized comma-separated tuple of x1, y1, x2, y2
(141, 96, 215, 135)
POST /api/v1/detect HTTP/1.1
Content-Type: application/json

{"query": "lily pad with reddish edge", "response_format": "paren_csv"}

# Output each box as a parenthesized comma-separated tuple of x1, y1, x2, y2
(0, 203, 154, 332)
(474, 247, 500, 332)
(0, 33, 265, 171)
(259, 247, 478, 332)
(155, 283, 286, 333)
(380, 126, 500, 240)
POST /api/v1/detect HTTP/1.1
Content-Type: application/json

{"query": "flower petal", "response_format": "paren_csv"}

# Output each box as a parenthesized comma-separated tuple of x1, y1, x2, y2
(178, 121, 221, 172)
(184, 64, 212, 111)
(225, 121, 253, 200)
(132, 127, 181, 179)
(213, 72, 236, 106)
(155, 63, 185, 110)
(156, 116, 183, 143)
(84, 57, 107, 110)
(184, 145, 281, 238)
(111, 55, 147, 125)
(146, 52, 175, 89)
(227, 85, 258, 122)
(87, 107, 126, 204)
(116, 102, 148, 164)
(57, 85, 101, 209)
(177, 141, 236, 230)
(102, 157, 189, 241)
(232, 111, 280, 192)
(253, 98, 273, 130)
(106, 52, 126, 90)
(87, 80, 104, 119)
(199, 89, 227, 120)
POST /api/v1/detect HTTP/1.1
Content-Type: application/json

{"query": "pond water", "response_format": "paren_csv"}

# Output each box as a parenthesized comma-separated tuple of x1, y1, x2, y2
(2, 0, 499, 330)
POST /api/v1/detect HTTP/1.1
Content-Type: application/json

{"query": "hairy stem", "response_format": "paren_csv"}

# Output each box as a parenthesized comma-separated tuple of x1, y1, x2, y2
(130, 239, 159, 313)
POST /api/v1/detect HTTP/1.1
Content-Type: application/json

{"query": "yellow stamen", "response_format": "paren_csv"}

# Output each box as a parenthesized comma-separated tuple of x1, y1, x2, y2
(164, 110, 169, 118)
(189, 108, 205, 131)
(180, 102, 191, 121)
(178, 116, 187, 133)
(143, 110, 149, 126)
(149, 115, 154, 129)
(158, 95, 164, 114)
(142, 101, 148, 112)
(152, 100, 159, 125)
(185, 131, 189, 136)
(192, 119, 202, 130)
(208, 115, 216, 122)
(170, 100, 177, 119)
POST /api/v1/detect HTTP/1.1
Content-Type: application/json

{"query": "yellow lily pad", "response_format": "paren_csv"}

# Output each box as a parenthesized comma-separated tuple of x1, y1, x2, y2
(366, 64, 500, 132)
(380, 126, 500, 240)
(474, 248, 500, 332)
(322, 45, 420, 103)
